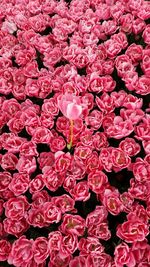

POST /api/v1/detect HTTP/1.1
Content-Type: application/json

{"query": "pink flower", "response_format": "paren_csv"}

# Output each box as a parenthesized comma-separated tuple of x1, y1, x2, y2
(42, 98, 59, 116)
(43, 168, 65, 191)
(32, 190, 50, 209)
(57, 93, 83, 120)
(29, 175, 45, 194)
(132, 159, 150, 182)
(119, 138, 141, 156)
(32, 127, 53, 144)
(88, 222, 111, 240)
(70, 181, 90, 202)
(102, 188, 123, 215)
(125, 43, 143, 65)
(86, 253, 112, 267)
(7, 111, 25, 134)
(85, 110, 103, 130)
(78, 237, 104, 256)
(0, 240, 11, 261)
(51, 194, 75, 214)
(16, 156, 36, 174)
(141, 49, 150, 76)
(105, 116, 134, 139)
(117, 220, 149, 243)
(136, 76, 150, 95)
(2, 21, 17, 34)
(111, 148, 131, 171)
(2, 98, 21, 118)
(127, 203, 149, 224)
(120, 13, 133, 33)
(43, 202, 62, 224)
(142, 140, 150, 154)
(132, 18, 146, 35)
(114, 242, 136, 267)
(50, 136, 66, 152)
(132, 240, 150, 265)
(38, 152, 55, 170)
(8, 173, 30, 196)
(69, 256, 86, 267)
(3, 217, 29, 238)
(60, 233, 78, 257)
(4, 195, 30, 220)
(0, 172, 12, 192)
(1, 153, 18, 171)
(86, 206, 108, 227)
(48, 231, 63, 253)
(104, 39, 122, 59)
(88, 170, 108, 194)
(20, 141, 38, 157)
(8, 236, 33, 267)
(143, 25, 150, 44)
(54, 152, 72, 172)
(26, 208, 46, 228)
(33, 237, 49, 264)
(96, 93, 115, 113)
(60, 214, 85, 236)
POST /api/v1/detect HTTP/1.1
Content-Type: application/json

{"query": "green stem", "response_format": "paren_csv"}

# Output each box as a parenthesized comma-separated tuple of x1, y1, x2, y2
(67, 119, 74, 150)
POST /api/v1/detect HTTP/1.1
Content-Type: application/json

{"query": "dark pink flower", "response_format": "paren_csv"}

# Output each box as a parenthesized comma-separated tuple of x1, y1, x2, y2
(26, 208, 46, 228)
(70, 181, 90, 201)
(88, 222, 111, 240)
(88, 171, 108, 194)
(3, 217, 29, 237)
(0, 240, 11, 261)
(4, 195, 30, 220)
(8, 173, 30, 196)
(8, 236, 33, 267)
(29, 175, 45, 194)
(16, 156, 36, 174)
(51, 194, 75, 214)
(143, 25, 150, 44)
(33, 237, 49, 264)
(111, 148, 131, 171)
(102, 188, 123, 215)
(43, 168, 65, 192)
(86, 206, 108, 228)
(86, 253, 112, 267)
(43, 202, 61, 224)
(117, 220, 149, 243)
(1, 152, 18, 170)
(114, 242, 136, 267)
(119, 138, 141, 156)
(69, 256, 86, 267)
(60, 214, 85, 236)
(0, 172, 12, 192)
(78, 237, 104, 256)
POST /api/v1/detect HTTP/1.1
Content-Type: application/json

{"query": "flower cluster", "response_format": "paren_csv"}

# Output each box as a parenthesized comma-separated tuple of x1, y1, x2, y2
(0, 0, 150, 266)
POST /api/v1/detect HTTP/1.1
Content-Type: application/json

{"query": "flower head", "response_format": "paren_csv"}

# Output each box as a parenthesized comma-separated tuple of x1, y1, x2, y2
(57, 93, 83, 120)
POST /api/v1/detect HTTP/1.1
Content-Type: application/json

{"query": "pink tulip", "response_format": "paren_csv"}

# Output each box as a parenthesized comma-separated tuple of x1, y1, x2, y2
(57, 93, 83, 120)
(57, 93, 83, 149)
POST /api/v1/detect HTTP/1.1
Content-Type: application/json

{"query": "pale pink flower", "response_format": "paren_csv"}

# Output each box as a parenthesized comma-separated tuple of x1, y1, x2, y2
(57, 93, 83, 120)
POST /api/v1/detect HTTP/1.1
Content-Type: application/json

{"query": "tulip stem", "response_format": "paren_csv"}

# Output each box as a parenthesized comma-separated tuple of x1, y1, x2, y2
(67, 119, 74, 150)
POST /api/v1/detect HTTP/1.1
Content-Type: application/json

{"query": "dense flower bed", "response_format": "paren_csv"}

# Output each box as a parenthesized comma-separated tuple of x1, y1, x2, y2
(0, 0, 150, 266)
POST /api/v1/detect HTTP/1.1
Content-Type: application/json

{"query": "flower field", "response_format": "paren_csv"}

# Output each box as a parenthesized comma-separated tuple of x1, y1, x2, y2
(0, 0, 150, 266)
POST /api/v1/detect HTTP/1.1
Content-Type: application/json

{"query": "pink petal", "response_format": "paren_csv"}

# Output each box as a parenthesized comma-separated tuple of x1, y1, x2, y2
(66, 103, 82, 120)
